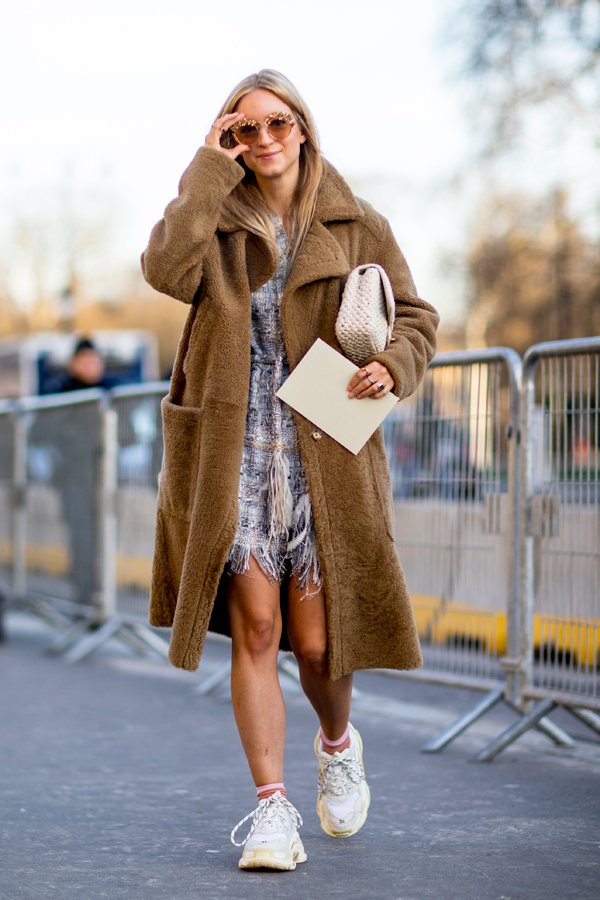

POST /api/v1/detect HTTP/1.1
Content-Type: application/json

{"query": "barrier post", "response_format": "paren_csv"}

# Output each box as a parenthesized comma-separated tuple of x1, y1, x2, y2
(65, 385, 170, 663)
(62, 403, 124, 662)
(100, 405, 118, 620)
(12, 409, 27, 603)
(0, 403, 17, 635)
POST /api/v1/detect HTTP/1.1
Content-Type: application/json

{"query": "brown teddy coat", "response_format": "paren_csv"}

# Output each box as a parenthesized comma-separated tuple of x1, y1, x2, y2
(141, 145, 439, 676)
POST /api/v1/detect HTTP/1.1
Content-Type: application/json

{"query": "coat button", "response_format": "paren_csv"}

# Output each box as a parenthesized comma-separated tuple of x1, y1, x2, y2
(312, 430, 322, 441)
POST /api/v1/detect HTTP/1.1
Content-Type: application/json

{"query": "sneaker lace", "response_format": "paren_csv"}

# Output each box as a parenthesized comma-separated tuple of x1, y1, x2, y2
(318, 754, 365, 797)
(230, 792, 303, 847)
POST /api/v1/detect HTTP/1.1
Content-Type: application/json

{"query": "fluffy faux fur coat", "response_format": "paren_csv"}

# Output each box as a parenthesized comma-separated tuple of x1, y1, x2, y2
(141, 145, 439, 676)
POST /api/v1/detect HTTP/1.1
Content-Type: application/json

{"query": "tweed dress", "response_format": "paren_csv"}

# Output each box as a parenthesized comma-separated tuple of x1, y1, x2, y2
(227, 217, 321, 592)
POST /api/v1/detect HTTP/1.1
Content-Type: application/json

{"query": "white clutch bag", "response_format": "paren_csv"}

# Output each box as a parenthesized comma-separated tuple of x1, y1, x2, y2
(335, 264, 396, 366)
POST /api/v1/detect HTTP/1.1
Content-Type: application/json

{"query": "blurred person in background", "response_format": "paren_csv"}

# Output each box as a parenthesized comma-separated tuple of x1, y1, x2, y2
(44, 336, 117, 394)
(142, 69, 438, 871)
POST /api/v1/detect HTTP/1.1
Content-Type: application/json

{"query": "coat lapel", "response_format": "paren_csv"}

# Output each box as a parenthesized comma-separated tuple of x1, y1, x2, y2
(245, 232, 279, 293)
(284, 220, 350, 294)
(286, 161, 365, 293)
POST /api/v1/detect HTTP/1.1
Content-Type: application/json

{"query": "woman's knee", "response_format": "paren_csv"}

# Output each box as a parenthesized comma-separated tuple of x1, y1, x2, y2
(293, 638, 328, 676)
(233, 613, 281, 657)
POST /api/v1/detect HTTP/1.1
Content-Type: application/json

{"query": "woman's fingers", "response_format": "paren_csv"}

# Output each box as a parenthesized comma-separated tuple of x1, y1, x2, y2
(204, 112, 248, 157)
(347, 364, 394, 399)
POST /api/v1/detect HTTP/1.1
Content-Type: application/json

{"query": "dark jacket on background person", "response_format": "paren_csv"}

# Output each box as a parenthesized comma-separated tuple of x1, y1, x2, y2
(43, 371, 119, 394)
(141, 146, 439, 677)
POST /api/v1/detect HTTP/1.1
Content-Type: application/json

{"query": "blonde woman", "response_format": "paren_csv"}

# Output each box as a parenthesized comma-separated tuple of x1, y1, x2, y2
(142, 69, 438, 871)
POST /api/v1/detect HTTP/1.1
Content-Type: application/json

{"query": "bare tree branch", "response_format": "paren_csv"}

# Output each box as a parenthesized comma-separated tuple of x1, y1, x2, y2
(451, 0, 600, 153)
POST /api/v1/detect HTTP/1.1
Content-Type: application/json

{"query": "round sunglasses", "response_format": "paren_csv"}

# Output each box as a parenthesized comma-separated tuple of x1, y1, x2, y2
(221, 112, 296, 149)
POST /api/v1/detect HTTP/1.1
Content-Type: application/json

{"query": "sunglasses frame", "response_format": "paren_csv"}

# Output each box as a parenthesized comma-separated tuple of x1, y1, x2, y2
(227, 111, 296, 147)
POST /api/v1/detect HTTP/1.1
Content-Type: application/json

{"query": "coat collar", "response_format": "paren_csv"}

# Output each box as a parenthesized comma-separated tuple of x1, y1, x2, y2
(313, 159, 364, 224)
(219, 160, 362, 292)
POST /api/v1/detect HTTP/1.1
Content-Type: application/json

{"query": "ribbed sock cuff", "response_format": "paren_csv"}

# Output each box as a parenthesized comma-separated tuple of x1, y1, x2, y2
(320, 724, 350, 748)
(256, 782, 286, 799)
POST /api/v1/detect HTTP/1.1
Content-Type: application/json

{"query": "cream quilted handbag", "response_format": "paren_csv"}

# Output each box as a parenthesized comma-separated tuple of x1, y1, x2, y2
(335, 264, 396, 366)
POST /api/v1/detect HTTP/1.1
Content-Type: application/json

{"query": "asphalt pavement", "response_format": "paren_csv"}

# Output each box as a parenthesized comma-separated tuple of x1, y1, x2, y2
(1, 612, 599, 900)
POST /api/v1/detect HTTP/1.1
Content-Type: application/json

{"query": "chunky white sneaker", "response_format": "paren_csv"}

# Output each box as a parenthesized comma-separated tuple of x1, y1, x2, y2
(314, 723, 371, 838)
(231, 791, 307, 871)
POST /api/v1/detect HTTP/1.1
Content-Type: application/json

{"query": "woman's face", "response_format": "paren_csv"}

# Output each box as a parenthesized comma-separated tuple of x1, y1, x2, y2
(234, 88, 306, 185)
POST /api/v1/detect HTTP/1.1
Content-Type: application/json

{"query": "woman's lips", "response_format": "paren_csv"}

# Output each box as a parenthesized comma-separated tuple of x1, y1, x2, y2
(257, 151, 280, 159)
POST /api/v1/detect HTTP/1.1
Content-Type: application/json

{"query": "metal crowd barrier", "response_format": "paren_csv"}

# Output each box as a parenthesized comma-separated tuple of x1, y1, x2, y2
(383, 349, 556, 754)
(389, 350, 577, 758)
(2, 388, 167, 662)
(472, 338, 600, 759)
(2, 340, 599, 760)
(385, 348, 521, 688)
(9, 391, 106, 637)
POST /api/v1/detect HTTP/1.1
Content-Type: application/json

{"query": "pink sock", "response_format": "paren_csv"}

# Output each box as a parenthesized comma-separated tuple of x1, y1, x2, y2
(320, 724, 350, 754)
(256, 782, 286, 801)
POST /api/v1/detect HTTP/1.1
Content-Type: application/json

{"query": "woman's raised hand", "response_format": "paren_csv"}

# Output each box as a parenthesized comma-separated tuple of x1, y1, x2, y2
(204, 112, 249, 159)
(347, 362, 395, 399)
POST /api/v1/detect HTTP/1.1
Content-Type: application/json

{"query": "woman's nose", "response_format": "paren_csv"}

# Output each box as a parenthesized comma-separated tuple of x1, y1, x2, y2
(257, 125, 274, 146)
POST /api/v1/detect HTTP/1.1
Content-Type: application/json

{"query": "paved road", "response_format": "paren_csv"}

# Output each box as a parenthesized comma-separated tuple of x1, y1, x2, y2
(1, 613, 599, 900)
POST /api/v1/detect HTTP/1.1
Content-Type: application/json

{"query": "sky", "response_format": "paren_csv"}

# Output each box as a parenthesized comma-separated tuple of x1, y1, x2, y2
(1, 0, 596, 325)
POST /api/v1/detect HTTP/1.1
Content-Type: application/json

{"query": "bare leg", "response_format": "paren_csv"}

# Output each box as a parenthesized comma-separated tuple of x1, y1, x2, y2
(286, 579, 353, 741)
(227, 557, 285, 786)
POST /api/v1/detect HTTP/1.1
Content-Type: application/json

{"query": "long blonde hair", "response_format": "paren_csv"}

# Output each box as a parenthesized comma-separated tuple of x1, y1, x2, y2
(216, 69, 323, 265)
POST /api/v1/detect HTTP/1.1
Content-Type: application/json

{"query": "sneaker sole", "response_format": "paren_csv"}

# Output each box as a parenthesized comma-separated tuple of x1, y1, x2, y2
(314, 723, 371, 839)
(239, 835, 307, 871)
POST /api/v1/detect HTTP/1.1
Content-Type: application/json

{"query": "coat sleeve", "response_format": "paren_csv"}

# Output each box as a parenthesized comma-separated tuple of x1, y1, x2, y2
(140, 146, 245, 303)
(361, 213, 439, 401)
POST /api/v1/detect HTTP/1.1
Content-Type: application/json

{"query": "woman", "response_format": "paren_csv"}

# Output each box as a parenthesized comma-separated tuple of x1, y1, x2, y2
(141, 69, 439, 871)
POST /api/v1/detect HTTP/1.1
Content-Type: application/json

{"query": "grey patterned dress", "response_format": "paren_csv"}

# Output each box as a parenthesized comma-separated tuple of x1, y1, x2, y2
(227, 217, 321, 592)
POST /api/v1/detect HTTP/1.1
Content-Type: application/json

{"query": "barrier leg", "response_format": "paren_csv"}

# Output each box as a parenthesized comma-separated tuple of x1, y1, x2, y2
(63, 617, 125, 664)
(128, 622, 169, 659)
(471, 697, 556, 762)
(564, 706, 600, 738)
(194, 661, 232, 696)
(277, 654, 300, 683)
(421, 688, 504, 753)
(48, 618, 102, 655)
(113, 626, 156, 658)
(20, 596, 78, 634)
(505, 698, 575, 748)
(533, 716, 575, 748)
(62, 616, 169, 664)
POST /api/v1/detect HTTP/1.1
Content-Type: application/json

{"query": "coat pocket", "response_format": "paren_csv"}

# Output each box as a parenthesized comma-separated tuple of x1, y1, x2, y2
(367, 437, 396, 543)
(158, 399, 202, 522)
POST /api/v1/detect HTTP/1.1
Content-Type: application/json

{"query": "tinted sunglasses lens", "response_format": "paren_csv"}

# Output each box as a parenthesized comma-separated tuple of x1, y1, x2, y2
(234, 123, 260, 145)
(219, 129, 237, 149)
(267, 117, 292, 139)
